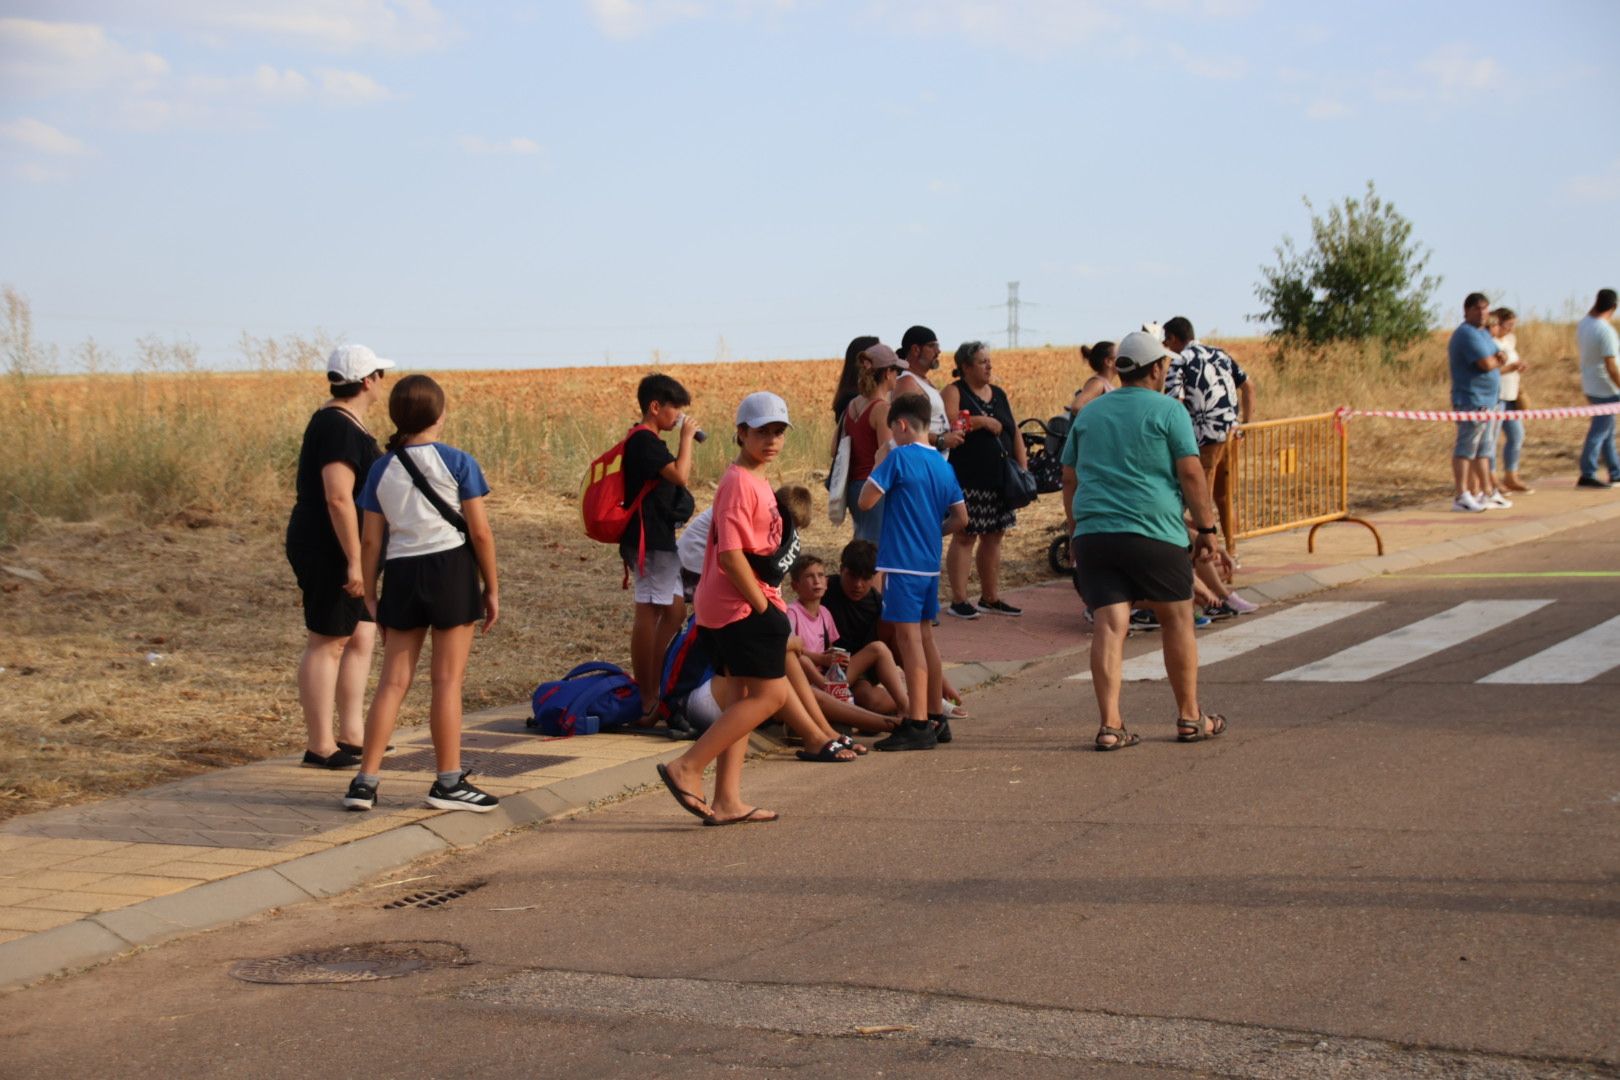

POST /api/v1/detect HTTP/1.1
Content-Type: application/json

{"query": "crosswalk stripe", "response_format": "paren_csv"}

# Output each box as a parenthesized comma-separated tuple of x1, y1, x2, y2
(1066, 602, 1385, 682)
(1267, 599, 1553, 683)
(1476, 614, 1620, 684)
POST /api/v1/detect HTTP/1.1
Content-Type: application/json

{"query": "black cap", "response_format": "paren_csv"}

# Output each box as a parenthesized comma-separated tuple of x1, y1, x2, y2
(899, 325, 938, 357)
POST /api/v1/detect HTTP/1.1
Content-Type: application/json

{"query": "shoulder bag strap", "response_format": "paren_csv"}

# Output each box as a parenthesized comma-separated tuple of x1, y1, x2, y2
(393, 445, 468, 535)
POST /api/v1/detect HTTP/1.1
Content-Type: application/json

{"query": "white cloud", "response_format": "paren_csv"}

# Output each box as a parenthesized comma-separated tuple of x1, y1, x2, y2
(0, 17, 168, 97)
(1419, 43, 1500, 97)
(206, 0, 450, 53)
(458, 134, 542, 156)
(589, 0, 708, 39)
(1166, 42, 1246, 80)
(10, 159, 67, 182)
(0, 116, 90, 155)
(1305, 98, 1351, 120)
(860, 1, 1116, 55)
(1568, 158, 1620, 203)
(314, 67, 392, 103)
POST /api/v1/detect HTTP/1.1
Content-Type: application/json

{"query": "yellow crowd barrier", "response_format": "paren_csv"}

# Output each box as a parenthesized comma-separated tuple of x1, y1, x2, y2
(1224, 412, 1383, 556)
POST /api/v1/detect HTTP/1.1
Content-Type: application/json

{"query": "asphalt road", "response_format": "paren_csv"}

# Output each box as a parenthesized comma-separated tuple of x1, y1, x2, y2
(3, 522, 1616, 1079)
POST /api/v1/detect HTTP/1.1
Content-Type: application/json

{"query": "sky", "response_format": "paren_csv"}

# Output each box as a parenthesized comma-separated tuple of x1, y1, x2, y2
(2, 0, 1617, 371)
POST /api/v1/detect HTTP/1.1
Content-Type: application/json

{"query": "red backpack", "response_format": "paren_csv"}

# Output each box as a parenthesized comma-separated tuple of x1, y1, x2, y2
(581, 425, 658, 576)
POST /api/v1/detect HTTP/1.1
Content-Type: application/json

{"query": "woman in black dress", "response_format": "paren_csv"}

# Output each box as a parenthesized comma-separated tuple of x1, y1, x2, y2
(285, 344, 393, 767)
(941, 341, 1027, 619)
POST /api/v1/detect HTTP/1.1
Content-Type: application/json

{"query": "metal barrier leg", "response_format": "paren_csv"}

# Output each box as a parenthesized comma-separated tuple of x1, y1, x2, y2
(1307, 518, 1385, 556)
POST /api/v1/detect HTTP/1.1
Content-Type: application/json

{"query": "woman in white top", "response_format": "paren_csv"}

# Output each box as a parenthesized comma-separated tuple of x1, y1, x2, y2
(1491, 307, 1532, 493)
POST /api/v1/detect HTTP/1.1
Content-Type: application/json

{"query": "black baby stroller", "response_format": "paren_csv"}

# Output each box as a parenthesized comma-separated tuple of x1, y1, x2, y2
(1018, 414, 1076, 575)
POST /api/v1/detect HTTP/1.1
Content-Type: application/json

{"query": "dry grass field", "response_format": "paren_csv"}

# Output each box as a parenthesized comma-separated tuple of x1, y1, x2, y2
(0, 323, 1593, 820)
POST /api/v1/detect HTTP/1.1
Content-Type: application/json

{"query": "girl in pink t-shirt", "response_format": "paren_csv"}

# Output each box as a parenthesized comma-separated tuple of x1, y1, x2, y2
(657, 392, 794, 827)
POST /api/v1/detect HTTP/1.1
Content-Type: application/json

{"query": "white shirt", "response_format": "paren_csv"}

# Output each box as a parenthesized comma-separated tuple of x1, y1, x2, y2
(896, 369, 950, 454)
(1578, 315, 1619, 398)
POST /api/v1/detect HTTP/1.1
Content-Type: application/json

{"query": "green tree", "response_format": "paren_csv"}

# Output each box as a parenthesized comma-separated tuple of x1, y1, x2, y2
(1253, 182, 1440, 353)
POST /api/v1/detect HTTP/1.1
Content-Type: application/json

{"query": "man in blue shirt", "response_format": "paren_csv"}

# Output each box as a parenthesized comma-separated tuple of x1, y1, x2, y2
(1447, 292, 1504, 512)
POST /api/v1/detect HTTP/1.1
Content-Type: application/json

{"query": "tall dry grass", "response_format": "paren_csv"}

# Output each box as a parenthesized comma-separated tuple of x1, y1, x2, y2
(0, 319, 1595, 543)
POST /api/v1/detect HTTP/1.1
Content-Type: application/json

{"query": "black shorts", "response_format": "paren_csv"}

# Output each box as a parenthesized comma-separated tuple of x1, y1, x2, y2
(1074, 533, 1193, 609)
(699, 605, 791, 680)
(287, 541, 372, 638)
(377, 544, 483, 631)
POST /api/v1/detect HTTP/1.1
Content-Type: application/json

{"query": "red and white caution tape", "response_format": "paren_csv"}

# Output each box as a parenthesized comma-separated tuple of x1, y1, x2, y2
(1336, 402, 1620, 423)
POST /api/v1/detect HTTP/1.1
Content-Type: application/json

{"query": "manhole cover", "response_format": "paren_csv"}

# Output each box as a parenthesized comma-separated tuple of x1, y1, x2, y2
(229, 940, 469, 985)
(383, 881, 485, 910)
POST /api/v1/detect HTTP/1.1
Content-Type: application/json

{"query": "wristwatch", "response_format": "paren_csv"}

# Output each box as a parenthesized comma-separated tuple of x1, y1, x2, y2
(1195, 524, 1218, 535)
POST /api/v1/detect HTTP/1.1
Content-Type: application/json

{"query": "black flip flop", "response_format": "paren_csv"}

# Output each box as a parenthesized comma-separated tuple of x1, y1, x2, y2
(656, 763, 711, 820)
(796, 738, 855, 763)
(703, 808, 780, 827)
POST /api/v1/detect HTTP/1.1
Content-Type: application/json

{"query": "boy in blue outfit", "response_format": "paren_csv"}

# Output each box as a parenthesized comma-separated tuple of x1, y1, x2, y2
(857, 392, 968, 751)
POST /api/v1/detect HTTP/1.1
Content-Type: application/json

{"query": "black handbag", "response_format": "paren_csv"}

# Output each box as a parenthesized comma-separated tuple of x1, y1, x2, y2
(1000, 454, 1039, 510)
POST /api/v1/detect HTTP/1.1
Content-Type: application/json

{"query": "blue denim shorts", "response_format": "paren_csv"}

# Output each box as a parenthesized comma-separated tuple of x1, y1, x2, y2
(1453, 418, 1491, 459)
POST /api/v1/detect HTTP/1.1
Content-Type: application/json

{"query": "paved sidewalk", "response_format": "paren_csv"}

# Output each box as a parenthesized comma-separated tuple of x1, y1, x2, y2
(3, 484, 1617, 991)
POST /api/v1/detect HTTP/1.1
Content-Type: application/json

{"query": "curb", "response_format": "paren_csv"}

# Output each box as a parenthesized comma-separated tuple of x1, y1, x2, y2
(0, 744, 686, 991)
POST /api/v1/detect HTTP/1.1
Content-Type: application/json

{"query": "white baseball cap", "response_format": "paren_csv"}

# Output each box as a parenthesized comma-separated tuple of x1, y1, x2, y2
(735, 391, 792, 429)
(327, 343, 396, 384)
(1114, 330, 1176, 374)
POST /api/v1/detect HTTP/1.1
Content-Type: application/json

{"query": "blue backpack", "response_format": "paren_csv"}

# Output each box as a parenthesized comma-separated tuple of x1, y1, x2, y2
(528, 662, 641, 736)
(649, 614, 716, 732)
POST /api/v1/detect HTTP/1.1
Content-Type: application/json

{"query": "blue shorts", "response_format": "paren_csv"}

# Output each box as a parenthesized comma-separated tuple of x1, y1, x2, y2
(880, 572, 939, 624)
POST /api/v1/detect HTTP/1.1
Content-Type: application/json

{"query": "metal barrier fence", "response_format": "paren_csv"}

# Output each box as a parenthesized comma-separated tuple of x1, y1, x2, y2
(1224, 411, 1382, 555)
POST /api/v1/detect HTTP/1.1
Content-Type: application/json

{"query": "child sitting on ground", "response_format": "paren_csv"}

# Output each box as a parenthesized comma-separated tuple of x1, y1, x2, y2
(344, 374, 500, 813)
(857, 392, 969, 750)
(789, 552, 909, 714)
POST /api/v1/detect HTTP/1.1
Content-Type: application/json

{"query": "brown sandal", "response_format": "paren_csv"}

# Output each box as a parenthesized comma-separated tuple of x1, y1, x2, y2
(1176, 714, 1227, 742)
(1095, 726, 1141, 751)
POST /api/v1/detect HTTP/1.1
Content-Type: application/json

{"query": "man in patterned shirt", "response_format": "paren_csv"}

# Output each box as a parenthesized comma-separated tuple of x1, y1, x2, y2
(1163, 316, 1255, 561)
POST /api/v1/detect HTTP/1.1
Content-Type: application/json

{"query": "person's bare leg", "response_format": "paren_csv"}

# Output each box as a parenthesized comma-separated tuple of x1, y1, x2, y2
(976, 531, 1004, 603)
(847, 641, 908, 715)
(1211, 451, 1234, 555)
(630, 601, 662, 712)
(1470, 457, 1492, 497)
(705, 678, 788, 819)
(920, 618, 944, 717)
(1089, 603, 1129, 734)
(782, 655, 841, 744)
(946, 532, 975, 605)
(1452, 455, 1470, 497)
(663, 676, 787, 807)
(333, 622, 375, 748)
(1194, 560, 1227, 605)
(427, 622, 475, 776)
(812, 687, 896, 733)
(298, 631, 348, 756)
(889, 622, 928, 724)
(359, 627, 427, 776)
(851, 682, 897, 715)
(1149, 599, 1201, 726)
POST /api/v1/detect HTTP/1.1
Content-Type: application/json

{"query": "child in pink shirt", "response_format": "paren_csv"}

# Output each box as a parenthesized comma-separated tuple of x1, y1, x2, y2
(657, 392, 794, 827)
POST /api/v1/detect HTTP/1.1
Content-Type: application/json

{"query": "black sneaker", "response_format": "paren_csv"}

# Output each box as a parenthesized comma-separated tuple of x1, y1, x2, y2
(976, 598, 1022, 617)
(304, 746, 362, 769)
(1576, 475, 1613, 489)
(336, 740, 393, 755)
(874, 721, 939, 752)
(342, 777, 377, 811)
(1203, 602, 1238, 622)
(931, 714, 952, 744)
(426, 774, 499, 813)
(1129, 609, 1160, 631)
(946, 601, 979, 620)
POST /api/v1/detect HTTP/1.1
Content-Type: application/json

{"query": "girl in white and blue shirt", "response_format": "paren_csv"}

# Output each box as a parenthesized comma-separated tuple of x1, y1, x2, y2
(342, 374, 501, 814)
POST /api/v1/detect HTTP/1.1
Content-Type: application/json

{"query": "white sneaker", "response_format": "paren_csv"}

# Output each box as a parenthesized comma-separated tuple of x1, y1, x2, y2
(1451, 492, 1486, 513)
(1484, 490, 1513, 509)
